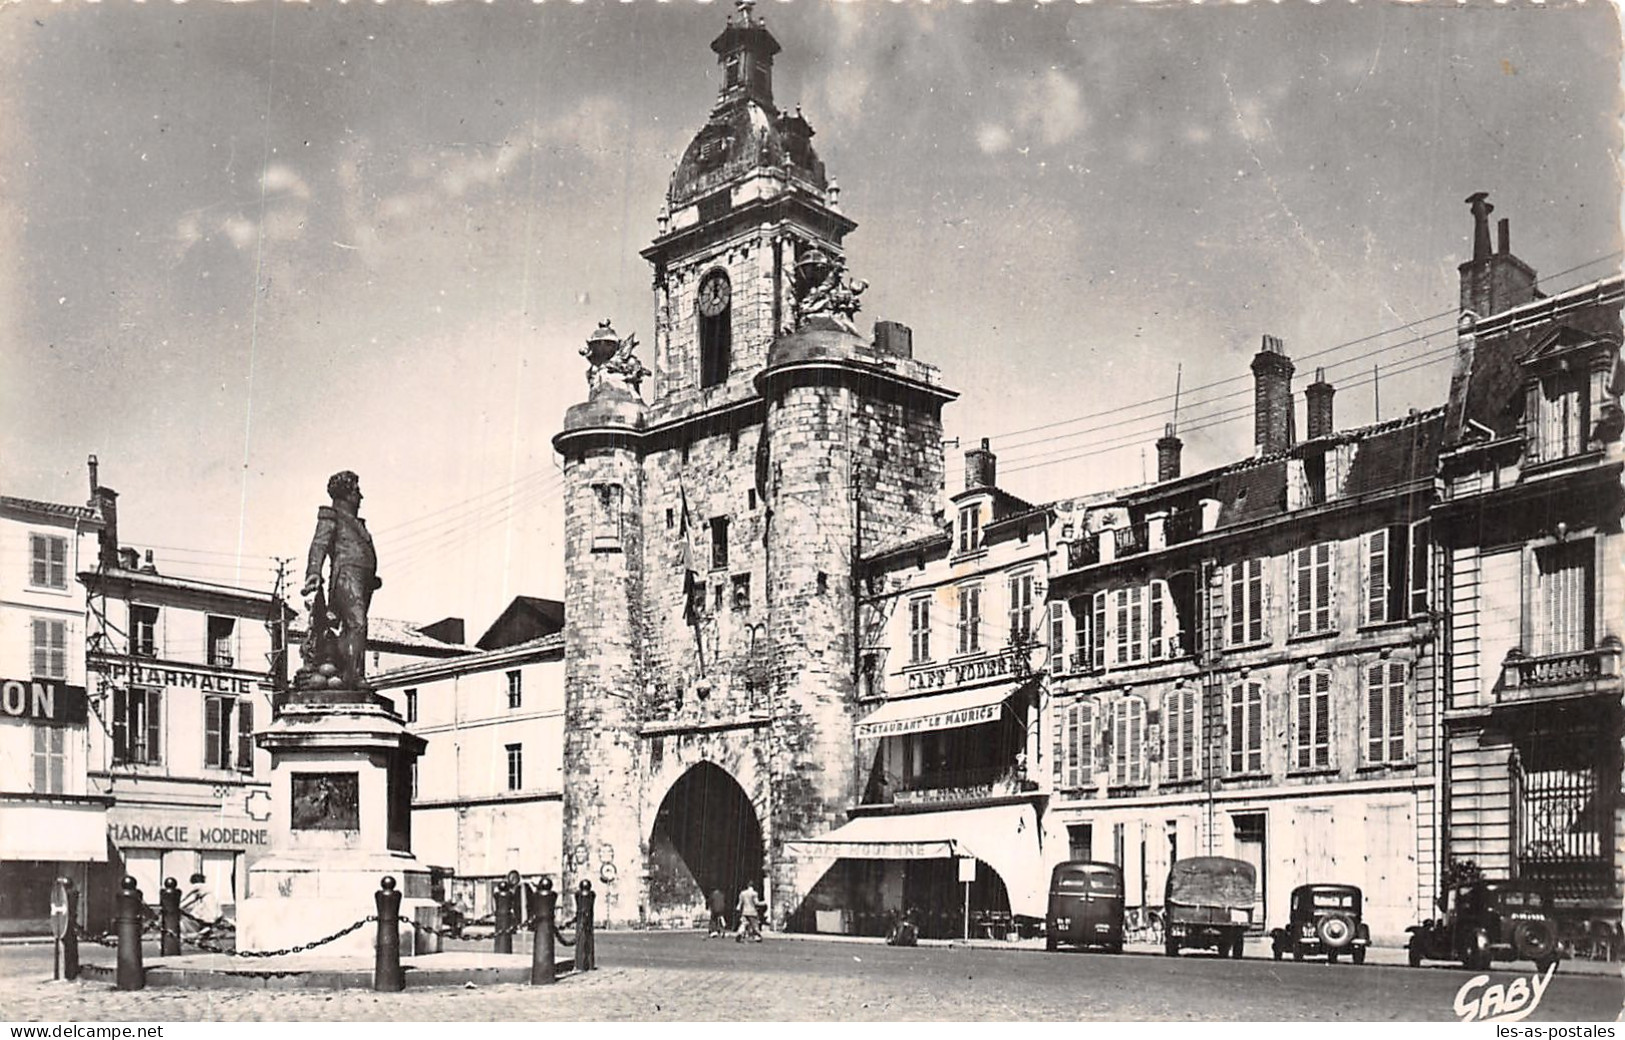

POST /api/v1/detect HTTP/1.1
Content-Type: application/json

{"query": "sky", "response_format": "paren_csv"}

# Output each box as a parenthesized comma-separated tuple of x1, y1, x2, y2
(2, 0, 1620, 637)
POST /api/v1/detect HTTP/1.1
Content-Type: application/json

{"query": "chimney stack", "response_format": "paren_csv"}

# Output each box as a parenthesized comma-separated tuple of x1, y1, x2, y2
(1155, 423, 1183, 482)
(87, 454, 99, 495)
(1305, 367, 1335, 440)
(964, 438, 996, 491)
(91, 485, 120, 571)
(1459, 192, 1538, 318)
(1251, 334, 1296, 455)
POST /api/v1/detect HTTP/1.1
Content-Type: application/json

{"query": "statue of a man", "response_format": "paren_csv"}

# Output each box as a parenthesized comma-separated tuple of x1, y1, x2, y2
(301, 470, 381, 691)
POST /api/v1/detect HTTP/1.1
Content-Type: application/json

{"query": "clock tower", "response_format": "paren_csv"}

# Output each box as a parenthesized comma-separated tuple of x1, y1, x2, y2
(555, 1, 956, 928)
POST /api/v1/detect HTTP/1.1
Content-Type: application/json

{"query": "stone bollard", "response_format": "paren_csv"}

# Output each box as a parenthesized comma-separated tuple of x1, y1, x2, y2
(115, 876, 144, 991)
(574, 880, 596, 973)
(493, 878, 514, 955)
(530, 878, 557, 986)
(374, 876, 404, 992)
(60, 878, 80, 981)
(159, 878, 182, 956)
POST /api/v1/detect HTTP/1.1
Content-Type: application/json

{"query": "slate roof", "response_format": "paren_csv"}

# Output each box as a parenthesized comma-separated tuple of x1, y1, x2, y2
(1, 495, 100, 523)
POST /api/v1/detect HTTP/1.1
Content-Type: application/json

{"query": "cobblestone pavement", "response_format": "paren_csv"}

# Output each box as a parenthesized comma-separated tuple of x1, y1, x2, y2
(2, 933, 1620, 1021)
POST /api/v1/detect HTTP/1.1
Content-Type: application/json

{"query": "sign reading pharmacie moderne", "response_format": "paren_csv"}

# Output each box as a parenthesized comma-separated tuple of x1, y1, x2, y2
(89, 656, 264, 694)
(107, 808, 271, 850)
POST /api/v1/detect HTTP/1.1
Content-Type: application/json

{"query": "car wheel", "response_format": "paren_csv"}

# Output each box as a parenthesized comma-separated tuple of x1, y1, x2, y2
(1512, 920, 1557, 966)
(1407, 942, 1422, 968)
(1231, 936, 1244, 960)
(1165, 937, 1179, 958)
(1317, 914, 1355, 951)
(1352, 947, 1366, 966)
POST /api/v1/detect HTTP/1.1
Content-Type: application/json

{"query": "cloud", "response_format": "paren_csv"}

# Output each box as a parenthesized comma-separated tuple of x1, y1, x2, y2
(976, 123, 1013, 156)
(977, 69, 1089, 155)
(262, 164, 310, 200)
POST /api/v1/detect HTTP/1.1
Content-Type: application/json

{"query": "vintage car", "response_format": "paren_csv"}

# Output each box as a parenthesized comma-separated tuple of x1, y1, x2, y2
(1269, 884, 1371, 964)
(1406, 879, 1561, 973)
(1045, 860, 1125, 953)
(1165, 856, 1256, 959)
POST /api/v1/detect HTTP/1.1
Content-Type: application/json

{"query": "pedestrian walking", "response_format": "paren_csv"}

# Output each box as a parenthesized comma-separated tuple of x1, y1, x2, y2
(708, 887, 729, 938)
(735, 882, 764, 943)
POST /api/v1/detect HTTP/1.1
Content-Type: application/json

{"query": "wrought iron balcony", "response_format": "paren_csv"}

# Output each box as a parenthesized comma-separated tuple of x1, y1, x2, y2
(1067, 537, 1100, 570)
(1165, 509, 1202, 546)
(1498, 639, 1623, 703)
(1113, 523, 1148, 558)
(891, 765, 1035, 806)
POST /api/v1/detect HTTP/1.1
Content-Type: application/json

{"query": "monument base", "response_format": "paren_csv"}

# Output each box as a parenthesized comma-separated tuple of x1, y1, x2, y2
(238, 850, 438, 957)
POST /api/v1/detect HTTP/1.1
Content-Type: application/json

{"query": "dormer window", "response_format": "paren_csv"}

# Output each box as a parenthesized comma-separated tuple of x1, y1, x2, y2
(1530, 369, 1590, 462)
(956, 504, 982, 554)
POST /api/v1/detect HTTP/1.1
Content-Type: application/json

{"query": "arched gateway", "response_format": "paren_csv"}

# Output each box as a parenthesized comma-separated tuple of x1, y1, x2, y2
(553, 5, 953, 928)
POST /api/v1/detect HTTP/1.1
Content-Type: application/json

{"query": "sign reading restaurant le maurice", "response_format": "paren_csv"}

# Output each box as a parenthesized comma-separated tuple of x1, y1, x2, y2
(89, 657, 261, 694)
(0, 678, 87, 724)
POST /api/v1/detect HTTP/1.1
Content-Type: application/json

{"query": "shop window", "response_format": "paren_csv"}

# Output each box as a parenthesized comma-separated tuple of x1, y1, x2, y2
(33, 726, 65, 794)
(1225, 558, 1267, 646)
(1292, 669, 1332, 770)
(113, 687, 162, 765)
(1226, 679, 1265, 775)
(507, 670, 523, 710)
(130, 605, 160, 657)
(1110, 696, 1148, 787)
(1365, 661, 1407, 765)
(29, 533, 68, 590)
(909, 596, 931, 664)
(1289, 542, 1336, 636)
(208, 616, 236, 668)
(956, 584, 982, 655)
(30, 618, 67, 680)
(1163, 684, 1201, 783)
(1533, 540, 1593, 656)
(1007, 571, 1035, 646)
(506, 743, 523, 791)
(1063, 699, 1097, 788)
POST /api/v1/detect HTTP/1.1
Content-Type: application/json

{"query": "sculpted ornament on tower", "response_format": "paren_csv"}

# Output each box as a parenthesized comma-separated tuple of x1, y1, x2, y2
(580, 319, 650, 396)
(790, 248, 867, 334)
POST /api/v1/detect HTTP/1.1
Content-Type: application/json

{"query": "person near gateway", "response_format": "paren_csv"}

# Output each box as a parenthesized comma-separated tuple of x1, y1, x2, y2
(735, 882, 764, 943)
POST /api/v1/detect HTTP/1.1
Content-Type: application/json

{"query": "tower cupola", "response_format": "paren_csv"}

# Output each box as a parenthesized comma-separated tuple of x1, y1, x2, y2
(712, 0, 780, 110)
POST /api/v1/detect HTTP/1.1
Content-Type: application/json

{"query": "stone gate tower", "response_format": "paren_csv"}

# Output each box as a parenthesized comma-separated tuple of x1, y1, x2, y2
(554, 2, 955, 928)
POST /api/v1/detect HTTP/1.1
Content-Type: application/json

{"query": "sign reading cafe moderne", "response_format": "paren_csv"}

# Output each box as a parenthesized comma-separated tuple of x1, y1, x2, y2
(904, 648, 1018, 693)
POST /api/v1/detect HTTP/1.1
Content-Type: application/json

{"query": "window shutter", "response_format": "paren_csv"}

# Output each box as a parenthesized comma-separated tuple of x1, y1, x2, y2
(1386, 662, 1406, 761)
(48, 537, 66, 587)
(1364, 529, 1389, 625)
(1228, 685, 1244, 774)
(205, 696, 223, 768)
(1130, 700, 1145, 785)
(1092, 591, 1107, 671)
(238, 700, 255, 773)
(1295, 673, 1312, 769)
(50, 622, 66, 679)
(112, 687, 128, 762)
(30, 535, 46, 586)
(1316, 543, 1335, 632)
(1078, 701, 1095, 779)
(145, 692, 161, 765)
(1149, 581, 1166, 659)
(1065, 706, 1080, 788)
(1008, 575, 1021, 645)
(1291, 548, 1308, 634)
(1049, 601, 1067, 675)
(1183, 689, 1198, 780)
(1070, 599, 1090, 672)
(1258, 560, 1272, 643)
(1247, 682, 1263, 772)
(1366, 663, 1384, 763)
(1228, 563, 1244, 646)
(31, 619, 47, 677)
(1408, 519, 1430, 617)
(1314, 670, 1331, 767)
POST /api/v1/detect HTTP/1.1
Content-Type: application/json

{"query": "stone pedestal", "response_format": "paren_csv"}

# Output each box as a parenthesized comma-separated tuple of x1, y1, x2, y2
(237, 695, 435, 957)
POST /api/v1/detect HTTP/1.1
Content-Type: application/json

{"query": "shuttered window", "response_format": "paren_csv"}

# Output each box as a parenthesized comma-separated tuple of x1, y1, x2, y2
(1227, 680, 1264, 774)
(1048, 600, 1068, 676)
(909, 597, 931, 664)
(1091, 592, 1107, 671)
(1363, 529, 1391, 625)
(1293, 670, 1332, 769)
(1291, 542, 1336, 635)
(29, 533, 68, 589)
(236, 699, 256, 773)
(1098, 581, 1180, 668)
(1534, 541, 1592, 656)
(1164, 685, 1201, 783)
(1409, 520, 1430, 617)
(1008, 572, 1035, 645)
(1069, 598, 1091, 673)
(113, 688, 162, 765)
(957, 585, 982, 654)
(1365, 662, 1406, 764)
(1226, 558, 1266, 646)
(1111, 696, 1147, 787)
(31, 618, 67, 679)
(1064, 700, 1097, 788)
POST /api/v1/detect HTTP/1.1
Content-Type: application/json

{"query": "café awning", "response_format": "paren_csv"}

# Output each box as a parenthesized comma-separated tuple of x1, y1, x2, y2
(854, 684, 1016, 739)
(786, 803, 1046, 917)
(0, 796, 109, 862)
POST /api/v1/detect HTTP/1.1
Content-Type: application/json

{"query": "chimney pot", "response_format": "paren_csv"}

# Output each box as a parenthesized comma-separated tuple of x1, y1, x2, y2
(1306, 368, 1336, 440)
(87, 454, 99, 495)
(1251, 334, 1296, 454)
(1497, 217, 1510, 256)
(964, 439, 997, 490)
(1155, 423, 1183, 482)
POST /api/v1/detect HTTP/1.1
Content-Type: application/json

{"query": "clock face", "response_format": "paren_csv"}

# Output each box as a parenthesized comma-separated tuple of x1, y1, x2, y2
(698, 272, 731, 317)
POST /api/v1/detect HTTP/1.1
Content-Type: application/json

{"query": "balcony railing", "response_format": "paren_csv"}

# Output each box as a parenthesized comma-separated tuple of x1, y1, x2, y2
(1067, 537, 1100, 570)
(1113, 523, 1148, 558)
(1499, 640, 1622, 702)
(1165, 509, 1201, 546)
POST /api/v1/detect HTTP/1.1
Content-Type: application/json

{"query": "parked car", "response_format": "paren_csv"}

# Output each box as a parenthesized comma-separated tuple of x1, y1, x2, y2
(1045, 860, 1125, 953)
(1165, 856, 1256, 959)
(1269, 884, 1370, 964)
(1407, 879, 1560, 973)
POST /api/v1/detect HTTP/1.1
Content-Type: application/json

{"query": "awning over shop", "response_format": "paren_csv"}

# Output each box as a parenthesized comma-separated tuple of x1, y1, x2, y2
(0, 798, 109, 862)
(786, 803, 1047, 917)
(854, 684, 1016, 739)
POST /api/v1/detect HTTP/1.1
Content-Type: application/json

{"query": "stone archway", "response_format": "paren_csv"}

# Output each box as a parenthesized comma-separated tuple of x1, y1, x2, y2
(647, 762, 764, 927)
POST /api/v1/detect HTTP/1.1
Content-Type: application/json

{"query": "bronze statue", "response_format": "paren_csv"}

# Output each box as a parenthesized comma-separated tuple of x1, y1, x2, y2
(789, 248, 867, 333)
(295, 470, 381, 692)
(580, 319, 650, 395)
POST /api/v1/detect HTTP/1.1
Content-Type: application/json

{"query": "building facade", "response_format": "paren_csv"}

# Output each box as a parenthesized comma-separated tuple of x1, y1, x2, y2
(1435, 196, 1624, 950)
(80, 480, 286, 925)
(554, 5, 953, 927)
(0, 474, 110, 935)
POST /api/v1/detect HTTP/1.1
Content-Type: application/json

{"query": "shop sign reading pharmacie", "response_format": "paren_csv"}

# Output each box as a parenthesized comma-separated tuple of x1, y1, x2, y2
(108, 808, 270, 850)
(89, 657, 263, 694)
